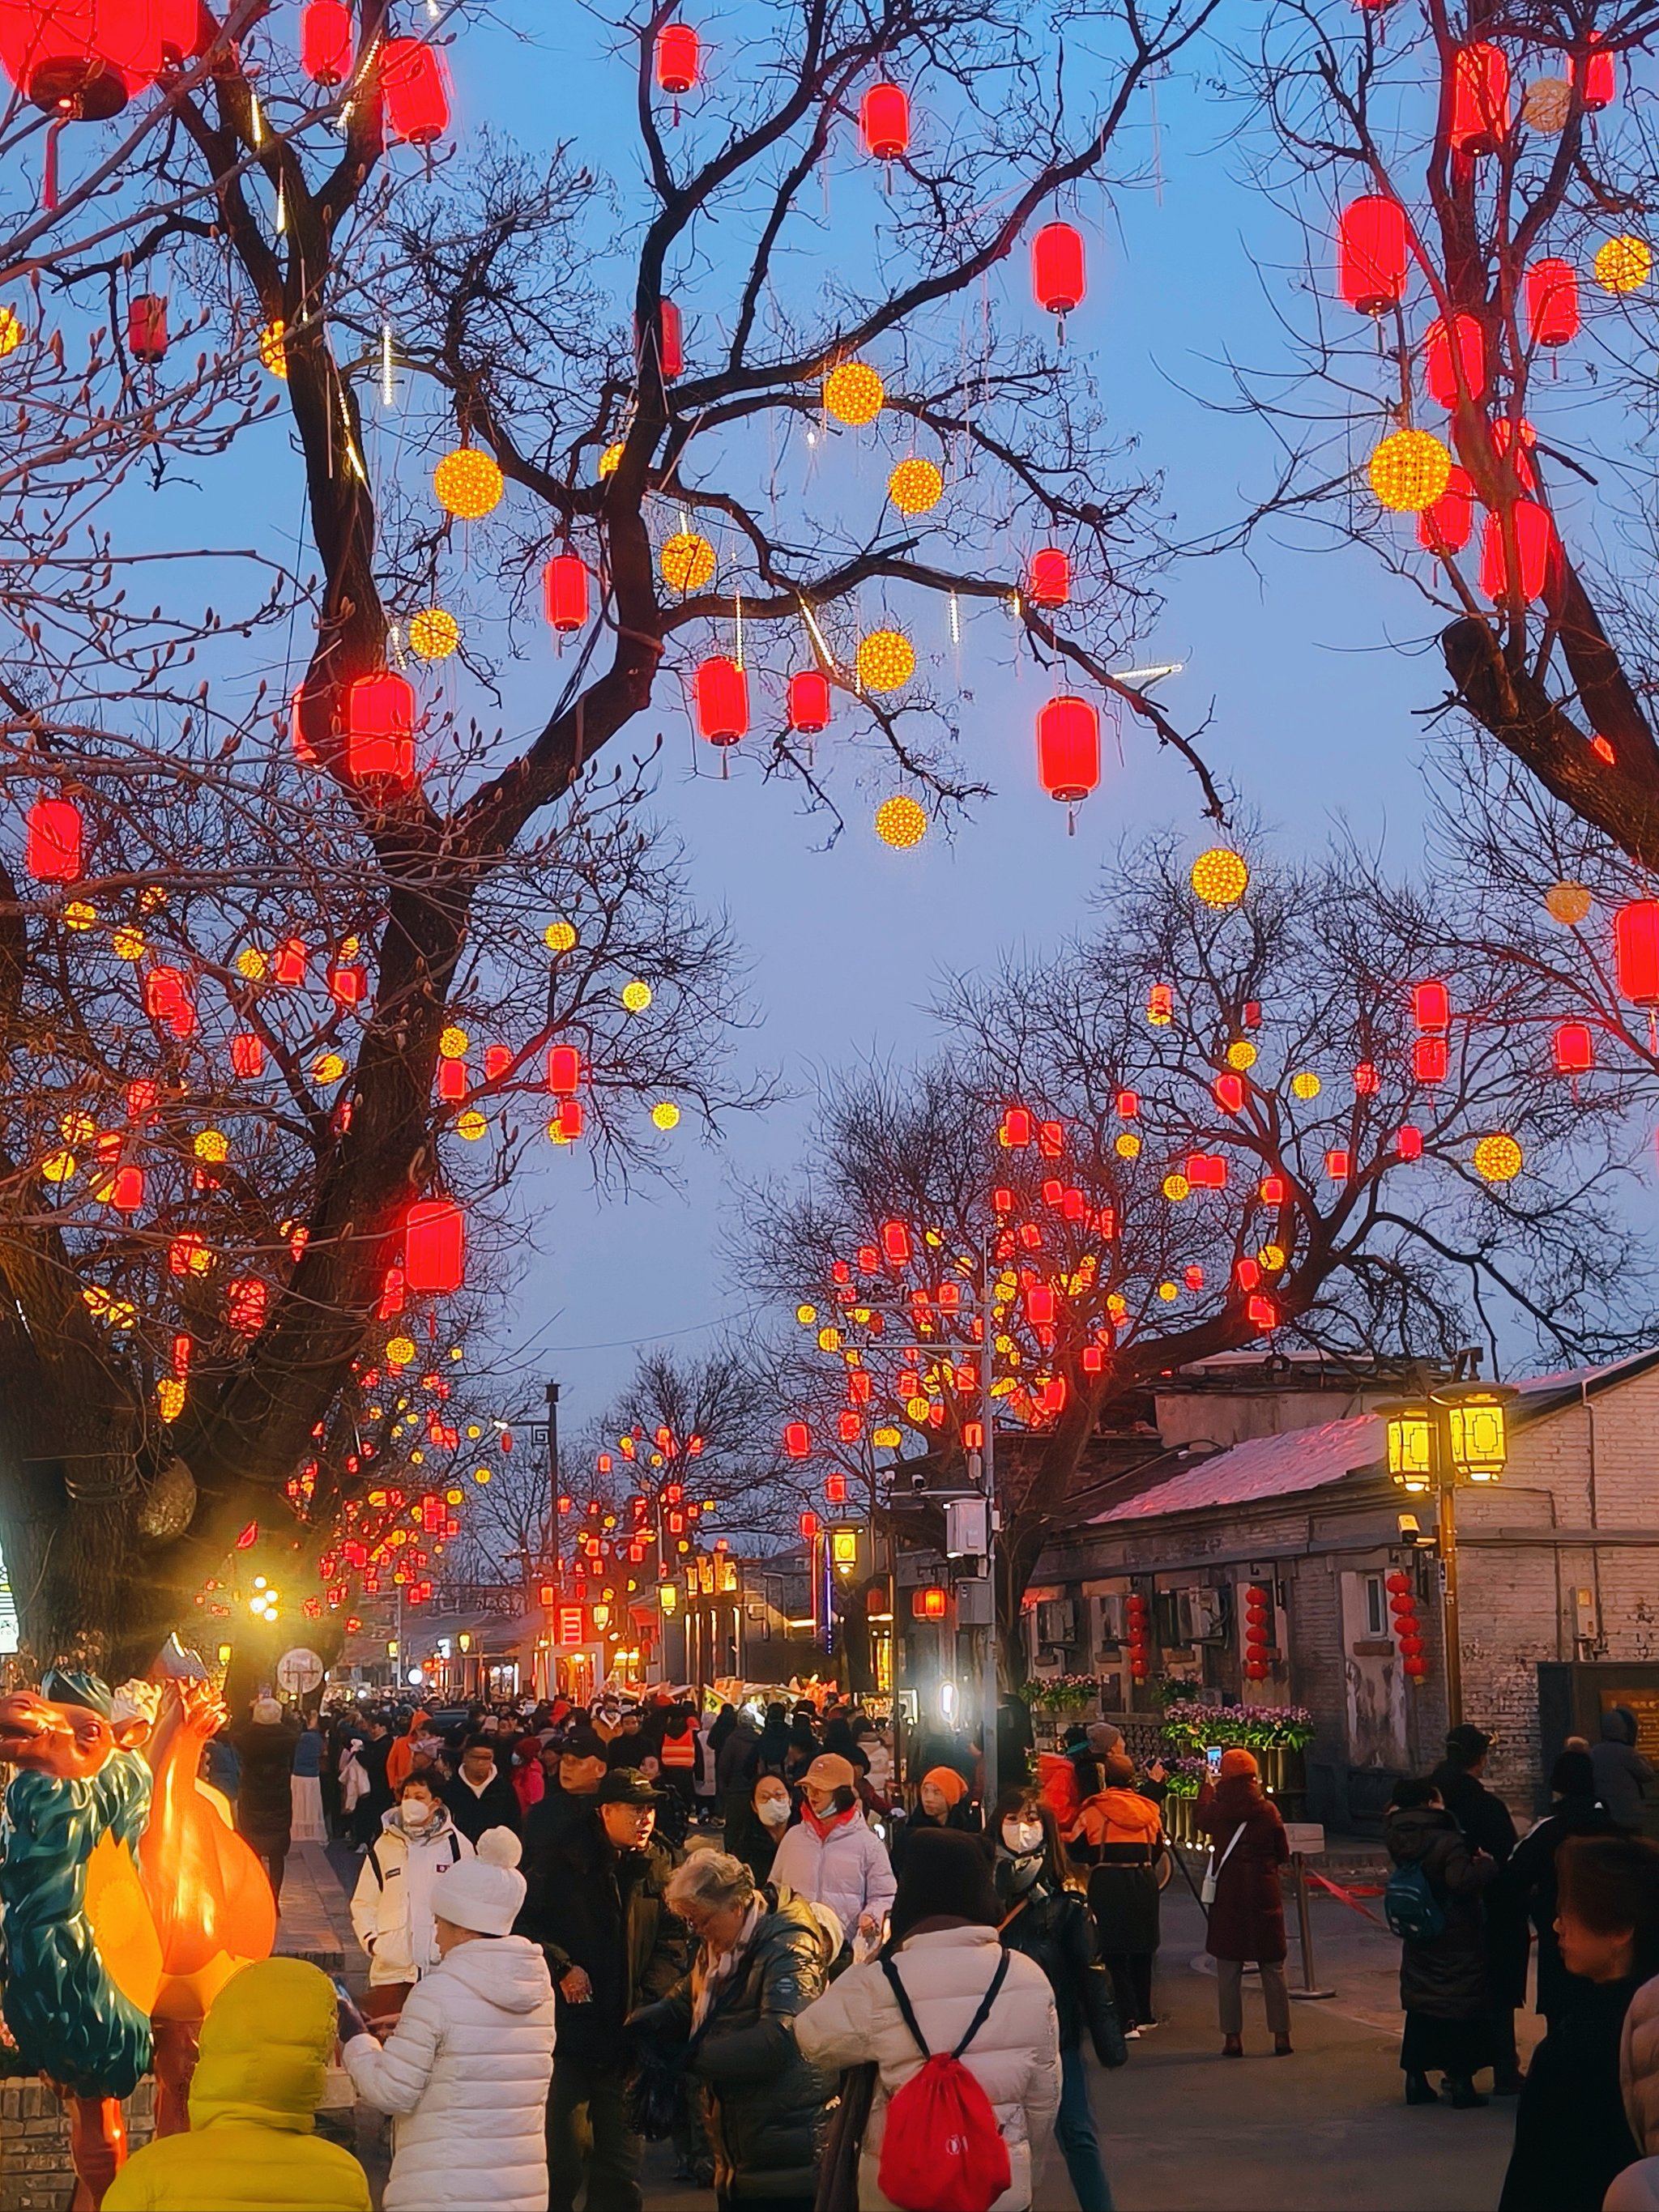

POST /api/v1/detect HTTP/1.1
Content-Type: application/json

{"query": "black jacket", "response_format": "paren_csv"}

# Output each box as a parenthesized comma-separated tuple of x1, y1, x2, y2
(517, 1808, 688, 2066)
(1503, 1795, 1620, 2019)
(724, 1801, 785, 1886)
(228, 1716, 300, 1836)
(1430, 1762, 1528, 2006)
(441, 1767, 522, 1843)
(999, 1882, 1125, 2063)
(1384, 1803, 1493, 2019)
(1499, 1973, 1643, 2212)
(633, 1891, 834, 2199)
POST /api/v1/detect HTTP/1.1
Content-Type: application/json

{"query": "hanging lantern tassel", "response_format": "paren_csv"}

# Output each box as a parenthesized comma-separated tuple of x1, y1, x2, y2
(43, 106, 69, 212)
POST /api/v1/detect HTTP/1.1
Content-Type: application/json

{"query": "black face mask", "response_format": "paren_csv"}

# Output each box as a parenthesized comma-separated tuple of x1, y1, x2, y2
(994, 1849, 1043, 1902)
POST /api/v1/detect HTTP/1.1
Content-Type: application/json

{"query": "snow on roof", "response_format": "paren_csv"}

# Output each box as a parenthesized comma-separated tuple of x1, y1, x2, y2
(1087, 1412, 1384, 1526)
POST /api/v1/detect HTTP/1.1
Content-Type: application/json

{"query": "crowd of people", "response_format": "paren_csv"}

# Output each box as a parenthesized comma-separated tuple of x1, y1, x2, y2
(104, 1681, 1659, 2212)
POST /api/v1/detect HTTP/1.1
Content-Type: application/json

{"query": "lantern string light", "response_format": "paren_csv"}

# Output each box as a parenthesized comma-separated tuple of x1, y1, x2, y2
(381, 320, 395, 409)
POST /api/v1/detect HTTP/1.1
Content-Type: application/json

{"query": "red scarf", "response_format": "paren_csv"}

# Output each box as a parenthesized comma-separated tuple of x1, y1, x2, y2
(802, 1799, 859, 1841)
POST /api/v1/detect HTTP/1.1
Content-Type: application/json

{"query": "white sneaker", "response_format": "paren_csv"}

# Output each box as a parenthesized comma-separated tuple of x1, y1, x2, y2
(1124, 2026, 1142, 2039)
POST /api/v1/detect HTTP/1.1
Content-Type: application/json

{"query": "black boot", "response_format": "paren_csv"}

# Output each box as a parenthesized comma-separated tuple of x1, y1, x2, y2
(1405, 2071, 1438, 2106)
(1448, 2077, 1488, 2110)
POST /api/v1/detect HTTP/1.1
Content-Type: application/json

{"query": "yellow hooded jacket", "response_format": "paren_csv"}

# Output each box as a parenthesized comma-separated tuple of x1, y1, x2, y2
(104, 1957, 370, 2212)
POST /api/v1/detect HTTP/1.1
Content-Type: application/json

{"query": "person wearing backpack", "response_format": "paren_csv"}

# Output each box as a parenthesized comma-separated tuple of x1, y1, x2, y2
(794, 1828, 1060, 2212)
(1383, 1777, 1497, 2108)
(1196, 1750, 1292, 2057)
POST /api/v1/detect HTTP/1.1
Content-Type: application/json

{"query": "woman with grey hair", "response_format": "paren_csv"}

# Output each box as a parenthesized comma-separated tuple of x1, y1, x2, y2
(630, 1851, 837, 2212)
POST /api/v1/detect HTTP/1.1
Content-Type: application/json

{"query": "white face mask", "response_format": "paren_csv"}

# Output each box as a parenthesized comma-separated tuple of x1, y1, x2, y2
(403, 1801, 436, 1827)
(757, 1796, 791, 1827)
(1002, 1819, 1044, 1856)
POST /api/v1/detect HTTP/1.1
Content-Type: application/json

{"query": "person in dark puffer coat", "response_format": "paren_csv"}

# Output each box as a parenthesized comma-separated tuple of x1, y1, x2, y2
(1384, 1778, 1496, 2108)
(632, 1851, 835, 2212)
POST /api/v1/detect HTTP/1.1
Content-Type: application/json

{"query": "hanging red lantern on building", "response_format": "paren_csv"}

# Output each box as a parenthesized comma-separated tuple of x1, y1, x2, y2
(1450, 42, 1511, 156)
(1480, 499, 1555, 603)
(379, 36, 450, 145)
(1422, 313, 1486, 407)
(859, 81, 909, 160)
(787, 669, 831, 735)
(695, 655, 748, 748)
(301, 0, 354, 87)
(25, 794, 83, 880)
(543, 552, 590, 635)
(1412, 979, 1450, 1031)
(1036, 696, 1099, 808)
(1553, 1021, 1594, 1074)
(1026, 548, 1070, 607)
(404, 1197, 465, 1294)
(1417, 465, 1474, 555)
(345, 671, 416, 785)
(1337, 195, 1409, 315)
(1525, 258, 1580, 349)
(1615, 901, 1659, 1005)
(1573, 35, 1616, 112)
(655, 22, 698, 94)
(126, 292, 167, 361)
(1031, 221, 1085, 318)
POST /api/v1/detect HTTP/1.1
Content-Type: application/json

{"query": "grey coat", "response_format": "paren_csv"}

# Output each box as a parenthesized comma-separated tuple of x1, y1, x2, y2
(1594, 1710, 1656, 1831)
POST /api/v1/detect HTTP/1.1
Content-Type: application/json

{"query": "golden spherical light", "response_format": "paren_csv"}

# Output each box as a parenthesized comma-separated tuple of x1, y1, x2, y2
(237, 947, 268, 980)
(1596, 236, 1652, 294)
(1473, 1132, 1523, 1183)
(824, 361, 885, 425)
(64, 901, 96, 931)
(456, 1110, 488, 1140)
(659, 531, 716, 593)
(386, 1335, 416, 1366)
(621, 979, 654, 1012)
(1369, 428, 1452, 514)
(888, 458, 944, 515)
(433, 448, 505, 520)
(312, 1051, 346, 1083)
(1115, 1132, 1141, 1159)
(651, 1101, 680, 1129)
(112, 926, 145, 961)
(1162, 1172, 1191, 1202)
(857, 629, 916, 693)
(1290, 1070, 1321, 1100)
(1520, 76, 1571, 132)
(1545, 879, 1593, 927)
(258, 319, 288, 377)
(1226, 1040, 1258, 1071)
(410, 607, 461, 661)
(438, 1025, 470, 1059)
(544, 920, 578, 952)
(0, 306, 23, 358)
(875, 795, 928, 848)
(1190, 846, 1249, 908)
(598, 441, 625, 478)
(194, 1129, 229, 1163)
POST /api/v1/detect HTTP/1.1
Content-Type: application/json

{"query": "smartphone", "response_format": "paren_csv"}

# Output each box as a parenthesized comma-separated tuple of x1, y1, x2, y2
(1205, 1746, 1223, 1774)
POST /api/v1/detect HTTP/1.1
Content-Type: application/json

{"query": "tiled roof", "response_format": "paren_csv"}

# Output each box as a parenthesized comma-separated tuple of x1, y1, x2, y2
(1086, 1413, 1384, 1526)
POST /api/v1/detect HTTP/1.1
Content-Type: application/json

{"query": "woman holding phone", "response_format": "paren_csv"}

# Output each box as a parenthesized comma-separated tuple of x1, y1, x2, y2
(1196, 1749, 1292, 2056)
(1065, 1750, 1165, 2035)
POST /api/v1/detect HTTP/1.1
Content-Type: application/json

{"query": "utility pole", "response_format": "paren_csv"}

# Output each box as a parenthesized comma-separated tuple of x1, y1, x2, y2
(971, 1240, 1000, 1806)
(544, 1380, 561, 1575)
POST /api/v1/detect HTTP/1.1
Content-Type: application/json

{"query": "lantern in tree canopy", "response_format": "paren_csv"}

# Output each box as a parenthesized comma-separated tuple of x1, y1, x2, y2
(1190, 846, 1249, 907)
(380, 36, 451, 144)
(783, 1421, 811, 1460)
(1414, 1034, 1448, 1084)
(25, 794, 82, 880)
(787, 669, 830, 735)
(1370, 429, 1451, 513)
(1480, 499, 1555, 603)
(1031, 221, 1085, 317)
(1026, 548, 1070, 607)
(126, 292, 166, 361)
(875, 795, 927, 847)
(694, 655, 748, 747)
(655, 21, 697, 94)
(1451, 42, 1511, 156)
(433, 447, 503, 520)
(859, 81, 909, 160)
(157, 0, 203, 60)
(404, 1197, 465, 1294)
(660, 531, 715, 592)
(1596, 235, 1651, 294)
(1412, 979, 1449, 1031)
(1554, 1021, 1594, 1074)
(1397, 1124, 1425, 1161)
(1525, 258, 1579, 348)
(881, 1217, 911, 1267)
(888, 458, 943, 515)
(1473, 1132, 1523, 1183)
(0, 0, 160, 117)
(1573, 36, 1616, 112)
(543, 552, 590, 634)
(1423, 313, 1486, 407)
(346, 670, 416, 785)
(1036, 696, 1099, 806)
(1337, 195, 1409, 314)
(546, 1043, 582, 1093)
(1417, 465, 1474, 555)
(823, 361, 885, 425)
(301, 0, 353, 86)
(1615, 900, 1659, 1004)
(231, 1031, 266, 1077)
(143, 963, 195, 1036)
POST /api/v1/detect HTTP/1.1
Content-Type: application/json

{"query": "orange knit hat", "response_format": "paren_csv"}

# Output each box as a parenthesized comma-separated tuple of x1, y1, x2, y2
(922, 1765, 968, 1805)
(1218, 1748, 1259, 1779)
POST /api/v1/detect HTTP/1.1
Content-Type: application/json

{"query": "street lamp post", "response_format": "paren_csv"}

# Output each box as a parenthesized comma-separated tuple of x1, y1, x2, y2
(1381, 1378, 1516, 1729)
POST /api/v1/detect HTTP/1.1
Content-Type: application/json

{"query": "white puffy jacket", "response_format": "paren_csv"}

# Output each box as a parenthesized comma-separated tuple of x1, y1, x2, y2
(769, 1807, 897, 1937)
(795, 1923, 1060, 2212)
(343, 1935, 557, 2212)
(351, 1806, 473, 1987)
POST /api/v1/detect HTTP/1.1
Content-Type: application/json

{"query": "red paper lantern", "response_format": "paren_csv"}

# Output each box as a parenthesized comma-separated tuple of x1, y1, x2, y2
(157, 0, 202, 62)
(1031, 221, 1085, 317)
(1214, 1072, 1245, 1114)
(1573, 36, 1616, 112)
(379, 36, 450, 145)
(1337, 195, 1409, 315)
(784, 1421, 812, 1460)
(1325, 1147, 1351, 1180)
(859, 81, 909, 160)
(346, 671, 416, 784)
(403, 1196, 465, 1294)
(1412, 979, 1449, 1031)
(0, 0, 160, 117)
(1396, 1125, 1425, 1161)
(1423, 313, 1486, 407)
(1480, 499, 1555, 603)
(108, 1162, 143, 1213)
(300, 0, 353, 87)
(231, 1032, 266, 1077)
(1451, 42, 1511, 156)
(1026, 548, 1070, 607)
(1525, 258, 1579, 350)
(880, 1217, 911, 1267)
(25, 795, 82, 880)
(695, 655, 749, 747)
(912, 1585, 948, 1622)
(655, 21, 698, 94)
(1491, 416, 1538, 492)
(557, 1097, 584, 1141)
(787, 669, 831, 735)
(143, 963, 195, 1036)
(1413, 1035, 1448, 1084)
(1553, 1021, 1593, 1074)
(227, 1277, 268, 1337)
(1036, 695, 1100, 806)
(546, 1044, 582, 1094)
(126, 292, 167, 361)
(1417, 465, 1474, 556)
(1616, 901, 1659, 1005)
(543, 552, 590, 635)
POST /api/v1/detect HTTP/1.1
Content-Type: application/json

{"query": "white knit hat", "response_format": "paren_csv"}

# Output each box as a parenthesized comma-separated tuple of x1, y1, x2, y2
(437, 1829, 525, 1937)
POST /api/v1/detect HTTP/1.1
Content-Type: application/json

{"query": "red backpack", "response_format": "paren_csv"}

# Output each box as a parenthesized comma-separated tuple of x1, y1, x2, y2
(876, 1951, 1014, 2212)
